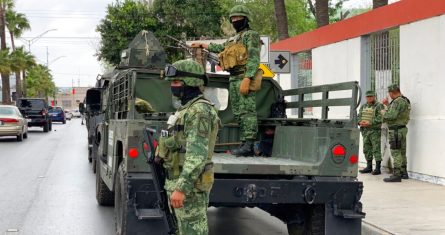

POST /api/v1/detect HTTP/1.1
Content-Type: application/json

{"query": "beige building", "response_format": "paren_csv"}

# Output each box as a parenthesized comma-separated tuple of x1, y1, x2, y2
(54, 87, 91, 111)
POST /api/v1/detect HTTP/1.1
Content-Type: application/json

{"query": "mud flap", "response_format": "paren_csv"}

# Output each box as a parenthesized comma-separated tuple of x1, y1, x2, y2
(325, 204, 362, 235)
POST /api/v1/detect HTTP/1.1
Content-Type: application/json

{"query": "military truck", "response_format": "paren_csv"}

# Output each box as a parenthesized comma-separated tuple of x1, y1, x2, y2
(91, 31, 365, 235)
(80, 70, 115, 173)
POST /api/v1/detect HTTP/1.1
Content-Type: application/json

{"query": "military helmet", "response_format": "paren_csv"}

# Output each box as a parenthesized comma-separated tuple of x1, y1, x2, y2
(387, 84, 400, 92)
(365, 90, 376, 97)
(229, 5, 251, 21)
(165, 60, 205, 87)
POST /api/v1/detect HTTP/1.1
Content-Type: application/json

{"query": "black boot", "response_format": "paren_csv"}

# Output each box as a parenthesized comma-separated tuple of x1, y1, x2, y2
(359, 160, 373, 174)
(401, 166, 409, 179)
(401, 172, 409, 179)
(231, 140, 254, 157)
(383, 175, 401, 182)
(372, 161, 381, 175)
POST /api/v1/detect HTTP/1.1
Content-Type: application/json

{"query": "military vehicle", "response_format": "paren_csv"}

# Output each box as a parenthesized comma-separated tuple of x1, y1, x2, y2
(90, 30, 365, 235)
(80, 70, 115, 172)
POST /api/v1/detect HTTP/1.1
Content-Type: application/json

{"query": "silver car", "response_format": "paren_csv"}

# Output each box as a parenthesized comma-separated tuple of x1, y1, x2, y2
(0, 105, 28, 141)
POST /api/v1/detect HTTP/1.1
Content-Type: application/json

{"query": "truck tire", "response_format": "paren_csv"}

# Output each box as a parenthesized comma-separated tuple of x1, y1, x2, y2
(287, 205, 325, 235)
(92, 158, 97, 174)
(96, 161, 115, 206)
(43, 122, 49, 132)
(88, 146, 93, 163)
(115, 162, 128, 235)
(49, 121, 52, 131)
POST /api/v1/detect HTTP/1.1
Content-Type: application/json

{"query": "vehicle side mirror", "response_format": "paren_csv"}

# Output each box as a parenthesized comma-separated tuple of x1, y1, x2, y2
(79, 103, 85, 114)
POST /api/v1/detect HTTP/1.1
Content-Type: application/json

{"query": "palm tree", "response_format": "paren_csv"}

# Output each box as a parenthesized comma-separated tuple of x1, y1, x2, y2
(22, 50, 36, 97)
(10, 46, 26, 98)
(0, 0, 14, 104)
(0, 49, 11, 104)
(6, 10, 30, 50)
(6, 10, 30, 99)
(274, 0, 289, 40)
(373, 0, 388, 9)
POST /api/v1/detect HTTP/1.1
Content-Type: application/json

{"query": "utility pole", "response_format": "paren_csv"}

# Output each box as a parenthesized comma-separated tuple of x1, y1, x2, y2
(46, 47, 49, 66)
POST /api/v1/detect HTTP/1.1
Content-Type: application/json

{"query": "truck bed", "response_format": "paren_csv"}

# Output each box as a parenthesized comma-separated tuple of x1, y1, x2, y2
(213, 153, 316, 176)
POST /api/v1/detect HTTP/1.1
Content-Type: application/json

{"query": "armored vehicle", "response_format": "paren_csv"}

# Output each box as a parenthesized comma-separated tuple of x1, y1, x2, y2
(91, 31, 365, 235)
(80, 70, 115, 172)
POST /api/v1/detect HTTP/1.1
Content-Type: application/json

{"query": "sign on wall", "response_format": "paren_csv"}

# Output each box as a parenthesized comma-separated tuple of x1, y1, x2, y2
(270, 51, 291, 74)
(260, 36, 270, 63)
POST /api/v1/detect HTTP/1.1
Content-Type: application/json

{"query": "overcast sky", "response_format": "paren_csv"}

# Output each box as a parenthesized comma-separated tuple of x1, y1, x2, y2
(14, 0, 110, 88)
(12, 0, 399, 88)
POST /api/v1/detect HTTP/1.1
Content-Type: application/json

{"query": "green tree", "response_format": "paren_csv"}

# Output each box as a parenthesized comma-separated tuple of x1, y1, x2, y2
(26, 64, 55, 101)
(0, 49, 11, 74)
(0, 0, 14, 104)
(220, 0, 315, 41)
(96, 0, 158, 65)
(9, 47, 26, 98)
(308, 0, 349, 27)
(5, 10, 30, 50)
(373, 0, 388, 9)
(22, 50, 36, 97)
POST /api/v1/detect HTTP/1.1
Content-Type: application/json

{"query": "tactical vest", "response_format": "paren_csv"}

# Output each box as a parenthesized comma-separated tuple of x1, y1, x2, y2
(388, 96, 411, 126)
(361, 106, 375, 123)
(157, 97, 219, 192)
(219, 32, 248, 71)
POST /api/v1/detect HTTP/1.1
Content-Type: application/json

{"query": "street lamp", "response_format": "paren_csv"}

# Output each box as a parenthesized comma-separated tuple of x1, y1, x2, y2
(20, 28, 57, 53)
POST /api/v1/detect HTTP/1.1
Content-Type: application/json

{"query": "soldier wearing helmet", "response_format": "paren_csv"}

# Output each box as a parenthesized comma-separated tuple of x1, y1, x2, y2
(159, 59, 220, 235)
(192, 5, 260, 157)
(358, 90, 385, 175)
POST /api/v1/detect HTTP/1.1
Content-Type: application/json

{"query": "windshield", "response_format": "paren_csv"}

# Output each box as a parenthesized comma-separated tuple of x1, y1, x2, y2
(49, 107, 63, 113)
(18, 99, 46, 110)
(0, 107, 16, 116)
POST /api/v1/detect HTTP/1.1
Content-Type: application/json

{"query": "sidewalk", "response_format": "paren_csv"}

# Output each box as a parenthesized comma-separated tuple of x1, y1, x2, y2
(359, 172, 445, 235)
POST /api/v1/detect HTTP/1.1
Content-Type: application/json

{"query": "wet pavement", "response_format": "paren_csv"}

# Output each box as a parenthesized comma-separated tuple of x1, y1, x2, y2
(0, 118, 288, 235)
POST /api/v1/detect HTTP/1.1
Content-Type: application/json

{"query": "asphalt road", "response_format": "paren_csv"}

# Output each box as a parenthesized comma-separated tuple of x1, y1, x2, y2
(0, 118, 288, 235)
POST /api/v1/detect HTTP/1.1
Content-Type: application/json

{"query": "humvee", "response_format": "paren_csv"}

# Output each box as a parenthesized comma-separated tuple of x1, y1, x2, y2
(91, 31, 365, 235)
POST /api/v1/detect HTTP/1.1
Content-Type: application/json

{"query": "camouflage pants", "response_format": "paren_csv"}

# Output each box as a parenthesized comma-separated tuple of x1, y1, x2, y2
(389, 127, 408, 176)
(167, 190, 209, 235)
(362, 129, 382, 161)
(229, 78, 258, 141)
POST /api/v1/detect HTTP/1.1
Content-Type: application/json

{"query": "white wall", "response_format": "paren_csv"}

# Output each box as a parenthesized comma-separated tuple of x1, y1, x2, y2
(400, 15, 445, 179)
(312, 38, 362, 120)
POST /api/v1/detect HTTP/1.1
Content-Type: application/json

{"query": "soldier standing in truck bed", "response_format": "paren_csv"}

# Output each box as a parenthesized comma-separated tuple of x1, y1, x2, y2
(159, 60, 220, 234)
(381, 84, 411, 182)
(192, 5, 260, 157)
(358, 90, 385, 175)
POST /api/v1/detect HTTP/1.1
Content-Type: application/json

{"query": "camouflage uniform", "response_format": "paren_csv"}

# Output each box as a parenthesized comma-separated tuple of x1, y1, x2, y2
(208, 5, 260, 143)
(383, 84, 411, 180)
(358, 91, 384, 174)
(162, 60, 220, 235)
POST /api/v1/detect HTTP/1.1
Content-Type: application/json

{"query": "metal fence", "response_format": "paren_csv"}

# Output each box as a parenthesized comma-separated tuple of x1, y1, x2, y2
(364, 28, 400, 101)
(295, 51, 313, 115)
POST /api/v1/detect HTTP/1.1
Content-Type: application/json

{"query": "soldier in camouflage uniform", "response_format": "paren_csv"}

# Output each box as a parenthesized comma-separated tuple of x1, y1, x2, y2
(381, 84, 411, 182)
(160, 60, 220, 234)
(192, 5, 260, 156)
(358, 91, 385, 175)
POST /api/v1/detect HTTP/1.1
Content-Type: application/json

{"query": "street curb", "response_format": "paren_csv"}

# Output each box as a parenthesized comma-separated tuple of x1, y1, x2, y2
(362, 220, 395, 235)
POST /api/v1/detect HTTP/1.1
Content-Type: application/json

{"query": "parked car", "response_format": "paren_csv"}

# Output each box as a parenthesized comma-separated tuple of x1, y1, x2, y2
(48, 106, 66, 124)
(64, 109, 73, 120)
(0, 105, 28, 141)
(16, 98, 52, 132)
(72, 109, 82, 118)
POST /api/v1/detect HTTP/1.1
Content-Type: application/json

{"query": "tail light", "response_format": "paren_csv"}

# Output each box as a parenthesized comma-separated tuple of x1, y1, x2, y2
(331, 144, 346, 164)
(0, 118, 19, 123)
(128, 148, 139, 159)
(349, 155, 359, 164)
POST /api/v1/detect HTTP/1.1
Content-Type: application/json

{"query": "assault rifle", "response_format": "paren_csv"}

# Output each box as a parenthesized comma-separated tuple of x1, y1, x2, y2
(166, 35, 220, 66)
(142, 128, 177, 235)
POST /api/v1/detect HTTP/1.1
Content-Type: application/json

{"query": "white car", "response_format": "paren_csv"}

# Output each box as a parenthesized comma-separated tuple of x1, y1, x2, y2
(72, 109, 82, 118)
(64, 109, 73, 120)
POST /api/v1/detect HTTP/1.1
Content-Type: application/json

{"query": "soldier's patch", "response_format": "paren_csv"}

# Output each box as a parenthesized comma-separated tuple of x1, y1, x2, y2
(198, 116, 210, 137)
